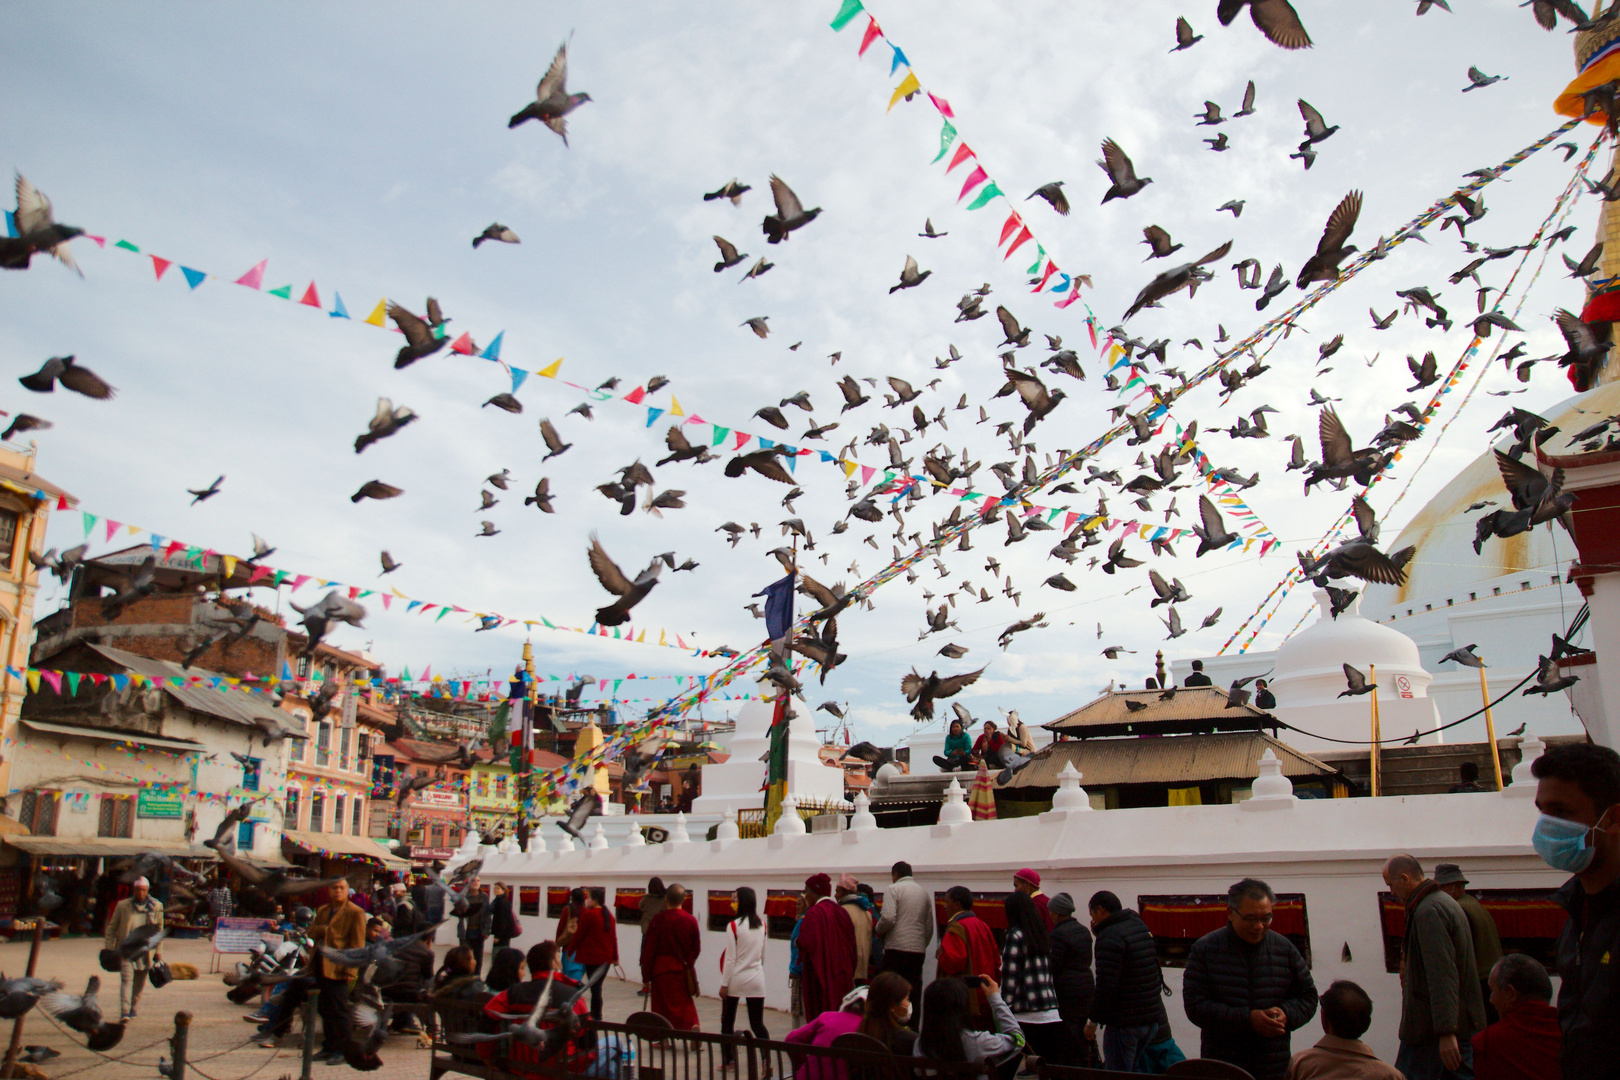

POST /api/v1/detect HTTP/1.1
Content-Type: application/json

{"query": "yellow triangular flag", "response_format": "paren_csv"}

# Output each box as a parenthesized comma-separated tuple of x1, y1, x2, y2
(888, 71, 921, 112)
(659, 629, 667, 646)
(222, 555, 237, 579)
(670, 395, 685, 417)
(536, 357, 563, 379)
(25, 669, 39, 693)
(841, 459, 858, 478)
(126, 524, 141, 536)
(636, 629, 647, 642)
(364, 298, 388, 326)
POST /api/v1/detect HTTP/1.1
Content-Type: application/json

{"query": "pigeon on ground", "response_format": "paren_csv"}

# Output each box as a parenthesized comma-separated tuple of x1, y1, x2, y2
(508, 42, 591, 143)
(473, 223, 520, 248)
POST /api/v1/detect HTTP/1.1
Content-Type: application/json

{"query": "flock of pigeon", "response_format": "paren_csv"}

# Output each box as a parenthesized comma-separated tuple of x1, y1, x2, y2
(4, 4, 1612, 757)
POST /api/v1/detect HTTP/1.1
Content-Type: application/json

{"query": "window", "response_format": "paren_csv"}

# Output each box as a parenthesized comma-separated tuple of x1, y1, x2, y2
(334, 794, 346, 835)
(495, 775, 507, 800)
(358, 733, 371, 762)
(285, 788, 301, 830)
(707, 890, 736, 932)
(1139, 893, 1312, 969)
(18, 789, 58, 836)
(237, 821, 254, 851)
(766, 889, 799, 940)
(0, 509, 19, 570)
(1378, 889, 1564, 971)
(289, 716, 306, 763)
(339, 728, 351, 771)
(309, 793, 325, 832)
(316, 723, 330, 767)
(547, 886, 570, 918)
(239, 757, 261, 792)
(352, 797, 364, 835)
(614, 887, 647, 924)
(97, 795, 134, 838)
(297, 656, 310, 679)
(520, 886, 541, 917)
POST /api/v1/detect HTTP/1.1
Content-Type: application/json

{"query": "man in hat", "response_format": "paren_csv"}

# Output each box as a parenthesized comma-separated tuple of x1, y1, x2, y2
(1014, 868, 1054, 930)
(104, 876, 164, 1022)
(390, 881, 423, 937)
(797, 873, 856, 1020)
(1434, 863, 1503, 1025)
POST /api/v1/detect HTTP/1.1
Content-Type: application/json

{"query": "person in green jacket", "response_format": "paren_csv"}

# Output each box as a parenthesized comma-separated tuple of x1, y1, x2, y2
(932, 718, 973, 771)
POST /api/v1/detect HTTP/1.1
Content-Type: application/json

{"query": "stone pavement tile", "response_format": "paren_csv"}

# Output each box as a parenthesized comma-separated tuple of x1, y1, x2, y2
(0, 936, 794, 1080)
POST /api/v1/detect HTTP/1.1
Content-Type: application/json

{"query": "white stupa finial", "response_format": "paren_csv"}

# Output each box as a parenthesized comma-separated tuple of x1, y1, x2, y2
(937, 778, 972, 824)
(670, 812, 692, 843)
(850, 791, 878, 831)
(626, 822, 646, 846)
(1242, 748, 1298, 811)
(1506, 732, 1544, 798)
(717, 807, 741, 840)
(588, 821, 609, 849)
(775, 794, 806, 835)
(1050, 761, 1093, 811)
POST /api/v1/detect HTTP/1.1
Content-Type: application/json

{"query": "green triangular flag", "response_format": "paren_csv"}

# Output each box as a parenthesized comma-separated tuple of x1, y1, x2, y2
(267, 284, 293, 299)
(114, 240, 140, 252)
(964, 182, 1003, 211)
(401, 666, 412, 682)
(1026, 246, 1047, 275)
(66, 672, 80, 696)
(930, 120, 958, 164)
(82, 511, 97, 537)
(435, 607, 451, 621)
(710, 426, 730, 447)
(829, 0, 865, 30)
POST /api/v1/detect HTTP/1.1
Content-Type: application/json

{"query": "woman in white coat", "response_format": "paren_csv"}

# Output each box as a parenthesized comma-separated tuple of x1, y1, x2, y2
(719, 886, 769, 1071)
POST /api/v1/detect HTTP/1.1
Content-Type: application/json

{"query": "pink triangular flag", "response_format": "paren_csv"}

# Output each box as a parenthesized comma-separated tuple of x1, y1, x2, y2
(927, 93, 954, 118)
(957, 166, 989, 202)
(151, 256, 172, 281)
(449, 332, 475, 354)
(105, 519, 121, 542)
(859, 16, 884, 56)
(234, 259, 267, 289)
(945, 143, 975, 174)
(298, 281, 321, 308)
(860, 466, 876, 485)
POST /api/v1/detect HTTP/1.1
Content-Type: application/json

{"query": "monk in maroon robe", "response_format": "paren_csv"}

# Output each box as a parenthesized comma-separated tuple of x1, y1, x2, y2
(796, 872, 857, 1020)
(639, 883, 701, 1030)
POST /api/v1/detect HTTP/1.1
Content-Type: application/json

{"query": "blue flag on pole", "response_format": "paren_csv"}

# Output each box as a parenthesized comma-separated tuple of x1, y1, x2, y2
(753, 571, 796, 643)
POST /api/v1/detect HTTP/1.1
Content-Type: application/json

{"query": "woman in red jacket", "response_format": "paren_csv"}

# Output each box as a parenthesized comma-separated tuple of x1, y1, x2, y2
(571, 886, 619, 1020)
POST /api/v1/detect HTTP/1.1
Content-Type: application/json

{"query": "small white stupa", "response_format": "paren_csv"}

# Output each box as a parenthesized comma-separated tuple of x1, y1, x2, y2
(692, 676, 845, 815)
(1269, 589, 1442, 756)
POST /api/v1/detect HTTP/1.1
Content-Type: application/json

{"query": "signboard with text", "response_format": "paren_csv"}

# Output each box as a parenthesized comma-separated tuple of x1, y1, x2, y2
(137, 788, 183, 819)
(413, 789, 465, 809)
(212, 916, 279, 954)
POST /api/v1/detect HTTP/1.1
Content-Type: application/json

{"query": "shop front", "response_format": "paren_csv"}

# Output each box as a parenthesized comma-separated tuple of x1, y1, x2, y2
(281, 829, 410, 898)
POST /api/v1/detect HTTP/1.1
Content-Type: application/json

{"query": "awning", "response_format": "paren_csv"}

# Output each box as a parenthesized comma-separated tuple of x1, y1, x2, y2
(20, 718, 207, 754)
(282, 829, 409, 869)
(5, 836, 216, 859)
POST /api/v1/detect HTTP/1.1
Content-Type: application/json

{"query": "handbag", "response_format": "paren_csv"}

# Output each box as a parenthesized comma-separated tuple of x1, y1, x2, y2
(148, 960, 173, 989)
(685, 966, 700, 996)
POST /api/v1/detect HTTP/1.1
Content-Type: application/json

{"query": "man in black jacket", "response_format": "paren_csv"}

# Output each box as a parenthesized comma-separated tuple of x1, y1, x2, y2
(1532, 742, 1620, 1080)
(1047, 893, 1094, 1064)
(1088, 890, 1165, 1073)
(1182, 878, 1317, 1080)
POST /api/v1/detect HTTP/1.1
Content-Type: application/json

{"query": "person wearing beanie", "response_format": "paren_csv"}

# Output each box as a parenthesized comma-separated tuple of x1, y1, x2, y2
(1014, 868, 1054, 930)
(1047, 893, 1097, 1063)
(105, 875, 164, 1022)
(835, 874, 875, 983)
(798, 872, 857, 1020)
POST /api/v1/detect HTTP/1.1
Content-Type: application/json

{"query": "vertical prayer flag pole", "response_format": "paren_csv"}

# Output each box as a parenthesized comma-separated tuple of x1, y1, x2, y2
(1478, 660, 1503, 791)
(1368, 664, 1381, 798)
(763, 536, 798, 833)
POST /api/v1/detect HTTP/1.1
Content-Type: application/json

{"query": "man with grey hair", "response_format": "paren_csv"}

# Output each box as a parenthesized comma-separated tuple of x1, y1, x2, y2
(1183, 878, 1317, 1080)
(1382, 854, 1486, 1080)
(104, 875, 164, 1022)
(1472, 954, 1560, 1080)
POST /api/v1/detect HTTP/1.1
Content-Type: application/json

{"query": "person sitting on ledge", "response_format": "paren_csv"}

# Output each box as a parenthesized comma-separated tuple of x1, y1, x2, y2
(933, 718, 974, 771)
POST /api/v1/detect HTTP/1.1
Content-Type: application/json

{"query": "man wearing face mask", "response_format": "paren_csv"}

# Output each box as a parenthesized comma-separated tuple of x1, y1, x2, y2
(1531, 741, 1620, 1080)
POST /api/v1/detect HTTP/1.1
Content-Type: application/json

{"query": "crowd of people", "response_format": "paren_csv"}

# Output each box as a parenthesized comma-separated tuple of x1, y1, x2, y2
(206, 741, 1615, 1080)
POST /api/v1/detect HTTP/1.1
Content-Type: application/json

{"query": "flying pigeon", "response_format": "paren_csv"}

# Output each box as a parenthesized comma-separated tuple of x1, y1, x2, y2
(508, 42, 592, 142)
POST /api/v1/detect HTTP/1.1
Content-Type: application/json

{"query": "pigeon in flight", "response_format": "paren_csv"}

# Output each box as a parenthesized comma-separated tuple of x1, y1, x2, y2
(704, 179, 751, 204)
(713, 236, 747, 271)
(1218, 0, 1312, 49)
(1172, 16, 1203, 49)
(540, 419, 572, 461)
(919, 218, 948, 238)
(1234, 80, 1258, 116)
(762, 176, 821, 243)
(355, 398, 417, 454)
(1296, 191, 1362, 287)
(1098, 139, 1153, 202)
(508, 42, 591, 143)
(473, 223, 520, 248)
(351, 481, 403, 503)
(18, 356, 114, 399)
(188, 476, 224, 505)
(379, 551, 402, 575)
(1462, 66, 1506, 92)
(587, 536, 660, 626)
(900, 667, 985, 720)
(0, 174, 84, 275)
(890, 255, 932, 293)
(387, 299, 449, 369)
(1339, 664, 1376, 697)
(1028, 182, 1070, 215)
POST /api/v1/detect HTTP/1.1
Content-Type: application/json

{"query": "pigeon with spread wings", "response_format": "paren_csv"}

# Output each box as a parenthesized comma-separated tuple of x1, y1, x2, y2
(1304, 408, 1387, 491)
(762, 176, 821, 243)
(1296, 191, 1362, 287)
(509, 42, 592, 142)
(0, 174, 84, 275)
(1217, 0, 1312, 48)
(587, 536, 661, 627)
(1098, 139, 1153, 202)
(19, 356, 115, 399)
(1122, 240, 1233, 320)
(900, 667, 986, 721)
(388, 300, 449, 369)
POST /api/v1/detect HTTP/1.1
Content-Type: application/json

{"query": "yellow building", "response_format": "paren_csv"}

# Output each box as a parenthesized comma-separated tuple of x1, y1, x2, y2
(0, 443, 73, 807)
(469, 752, 518, 835)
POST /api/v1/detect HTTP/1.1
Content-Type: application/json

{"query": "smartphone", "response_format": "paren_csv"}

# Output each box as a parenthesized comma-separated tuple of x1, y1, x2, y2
(962, 975, 987, 988)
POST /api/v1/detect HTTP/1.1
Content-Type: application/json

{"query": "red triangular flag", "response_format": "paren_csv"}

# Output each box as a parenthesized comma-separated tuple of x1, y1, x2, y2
(151, 256, 172, 281)
(298, 281, 321, 308)
(733, 431, 752, 450)
(998, 213, 1022, 247)
(945, 143, 975, 174)
(623, 386, 647, 404)
(448, 332, 475, 354)
(1003, 226, 1034, 259)
(234, 259, 267, 289)
(859, 16, 884, 56)
(1033, 260, 1059, 292)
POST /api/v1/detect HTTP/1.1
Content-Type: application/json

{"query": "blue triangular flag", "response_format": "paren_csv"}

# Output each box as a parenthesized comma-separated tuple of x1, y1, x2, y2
(758, 438, 774, 450)
(890, 45, 909, 76)
(181, 266, 207, 289)
(645, 407, 665, 428)
(510, 367, 529, 395)
(281, 660, 293, 680)
(330, 292, 350, 319)
(3, 211, 15, 238)
(1051, 274, 1071, 294)
(481, 331, 504, 361)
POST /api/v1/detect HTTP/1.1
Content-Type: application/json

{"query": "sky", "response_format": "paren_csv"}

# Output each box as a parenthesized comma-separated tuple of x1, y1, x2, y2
(0, 1, 1598, 748)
